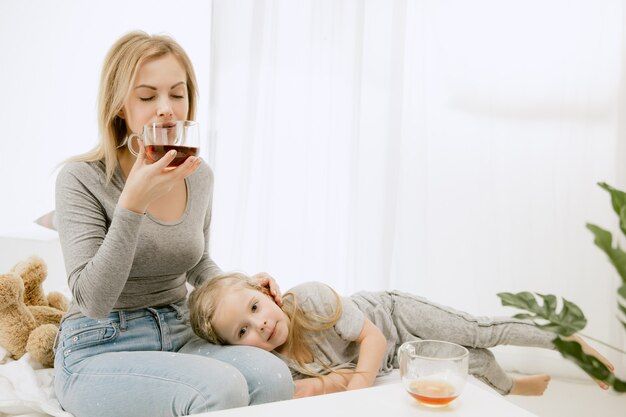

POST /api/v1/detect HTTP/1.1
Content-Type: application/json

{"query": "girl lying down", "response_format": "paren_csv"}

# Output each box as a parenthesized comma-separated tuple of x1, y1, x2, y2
(188, 273, 613, 398)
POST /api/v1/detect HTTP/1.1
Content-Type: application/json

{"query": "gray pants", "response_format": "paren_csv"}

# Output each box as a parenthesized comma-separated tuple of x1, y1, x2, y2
(388, 291, 556, 395)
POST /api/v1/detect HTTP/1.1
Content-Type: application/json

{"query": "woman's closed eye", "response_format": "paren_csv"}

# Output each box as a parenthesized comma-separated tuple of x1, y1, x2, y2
(138, 94, 185, 102)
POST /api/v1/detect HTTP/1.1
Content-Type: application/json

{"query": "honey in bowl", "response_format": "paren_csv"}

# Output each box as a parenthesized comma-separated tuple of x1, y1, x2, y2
(398, 340, 469, 408)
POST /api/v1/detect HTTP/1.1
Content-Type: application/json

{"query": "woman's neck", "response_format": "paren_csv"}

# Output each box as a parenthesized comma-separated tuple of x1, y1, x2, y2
(117, 149, 135, 179)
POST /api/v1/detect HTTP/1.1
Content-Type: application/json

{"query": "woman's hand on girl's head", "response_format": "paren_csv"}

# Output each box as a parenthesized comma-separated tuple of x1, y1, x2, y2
(251, 272, 282, 306)
(118, 139, 202, 214)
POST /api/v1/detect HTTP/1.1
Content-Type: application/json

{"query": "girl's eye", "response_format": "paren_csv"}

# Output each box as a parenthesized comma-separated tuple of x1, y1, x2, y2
(251, 302, 258, 312)
(238, 327, 247, 338)
(139, 96, 155, 102)
(171, 95, 185, 100)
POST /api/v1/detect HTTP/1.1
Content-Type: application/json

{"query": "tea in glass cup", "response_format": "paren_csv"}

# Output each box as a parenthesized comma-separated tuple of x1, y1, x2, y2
(398, 340, 469, 408)
(127, 120, 200, 167)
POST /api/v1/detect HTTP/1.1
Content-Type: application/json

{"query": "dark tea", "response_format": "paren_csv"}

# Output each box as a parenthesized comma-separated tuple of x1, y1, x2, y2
(145, 145, 199, 167)
(406, 380, 459, 407)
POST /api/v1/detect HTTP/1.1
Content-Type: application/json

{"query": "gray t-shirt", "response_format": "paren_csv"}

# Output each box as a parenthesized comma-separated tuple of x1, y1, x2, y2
(275, 282, 398, 379)
(55, 159, 222, 320)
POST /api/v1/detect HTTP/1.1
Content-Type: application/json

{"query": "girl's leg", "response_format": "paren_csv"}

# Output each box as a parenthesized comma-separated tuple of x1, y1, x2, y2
(390, 291, 556, 350)
(467, 347, 549, 396)
(390, 293, 553, 395)
(179, 335, 294, 404)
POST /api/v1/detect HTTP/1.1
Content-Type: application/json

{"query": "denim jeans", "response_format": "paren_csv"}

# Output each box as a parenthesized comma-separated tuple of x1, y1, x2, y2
(53, 302, 293, 417)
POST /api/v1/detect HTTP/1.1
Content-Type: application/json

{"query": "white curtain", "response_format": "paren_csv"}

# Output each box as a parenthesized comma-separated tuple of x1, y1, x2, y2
(209, 0, 626, 376)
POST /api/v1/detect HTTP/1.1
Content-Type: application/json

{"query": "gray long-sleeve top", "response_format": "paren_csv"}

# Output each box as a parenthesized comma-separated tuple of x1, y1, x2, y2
(55, 159, 222, 320)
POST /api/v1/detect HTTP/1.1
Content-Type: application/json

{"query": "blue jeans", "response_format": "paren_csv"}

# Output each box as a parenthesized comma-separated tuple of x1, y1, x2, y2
(53, 302, 293, 417)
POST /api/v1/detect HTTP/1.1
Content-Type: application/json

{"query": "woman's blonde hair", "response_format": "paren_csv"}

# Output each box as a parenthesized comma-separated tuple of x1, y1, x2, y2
(69, 30, 198, 182)
(188, 273, 342, 377)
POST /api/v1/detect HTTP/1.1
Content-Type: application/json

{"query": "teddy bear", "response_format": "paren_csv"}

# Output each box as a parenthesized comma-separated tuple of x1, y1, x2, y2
(0, 255, 69, 368)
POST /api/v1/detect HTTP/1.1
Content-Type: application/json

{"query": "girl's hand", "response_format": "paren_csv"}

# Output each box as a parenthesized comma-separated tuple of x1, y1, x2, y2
(118, 140, 201, 214)
(251, 272, 282, 306)
(293, 378, 322, 398)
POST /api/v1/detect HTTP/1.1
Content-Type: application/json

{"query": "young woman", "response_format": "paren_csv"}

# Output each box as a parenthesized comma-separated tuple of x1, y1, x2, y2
(188, 273, 614, 398)
(53, 31, 293, 417)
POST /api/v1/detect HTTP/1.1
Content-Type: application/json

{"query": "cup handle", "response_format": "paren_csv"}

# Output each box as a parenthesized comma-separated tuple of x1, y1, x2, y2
(126, 133, 142, 157)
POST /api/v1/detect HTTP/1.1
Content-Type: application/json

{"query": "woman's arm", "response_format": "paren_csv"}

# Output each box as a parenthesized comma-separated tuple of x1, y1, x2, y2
(346, 318, 387, 391)
(56, 164, 144, 319)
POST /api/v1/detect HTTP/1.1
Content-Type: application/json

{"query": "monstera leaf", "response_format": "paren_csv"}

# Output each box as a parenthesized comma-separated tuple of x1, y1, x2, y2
(598, 182, 626, 237)
(497, 291, 586, 336)
(498, 291, 626, 392)
(619, 283, 626, 332)
(586, 223, 626, 284)
(587, 182, 626, 331)
(553, 339, 626, 392)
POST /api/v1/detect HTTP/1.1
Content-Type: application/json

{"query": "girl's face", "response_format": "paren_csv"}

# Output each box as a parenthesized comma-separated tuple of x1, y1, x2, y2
(122, 53, 189, 135)
(211, 286, 290, 352)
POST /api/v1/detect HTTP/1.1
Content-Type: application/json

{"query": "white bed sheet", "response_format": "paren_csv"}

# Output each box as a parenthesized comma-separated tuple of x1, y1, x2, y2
(0, 345, 401, 417)
(0, 346, 72, 417)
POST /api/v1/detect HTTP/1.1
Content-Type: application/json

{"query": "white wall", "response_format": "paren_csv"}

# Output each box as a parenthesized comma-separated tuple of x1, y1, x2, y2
(0, 0, 213, 238)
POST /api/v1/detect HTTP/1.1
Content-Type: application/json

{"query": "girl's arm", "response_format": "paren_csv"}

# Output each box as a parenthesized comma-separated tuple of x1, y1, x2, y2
(293, 318, 386, 397)
(293, 370, 354, 398)
(346, 318, 387, 391)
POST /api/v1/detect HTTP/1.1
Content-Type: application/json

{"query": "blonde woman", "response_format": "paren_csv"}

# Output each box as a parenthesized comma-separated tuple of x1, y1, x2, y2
(54, 31, 292, 417)
(188, 273, 614, 398)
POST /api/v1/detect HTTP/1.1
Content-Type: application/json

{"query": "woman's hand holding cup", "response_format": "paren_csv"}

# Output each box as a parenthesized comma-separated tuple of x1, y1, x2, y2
(118, 138, 202, 215)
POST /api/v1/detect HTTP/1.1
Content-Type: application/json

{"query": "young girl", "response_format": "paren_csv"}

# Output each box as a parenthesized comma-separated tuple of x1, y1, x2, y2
(189, 273, 613, 398)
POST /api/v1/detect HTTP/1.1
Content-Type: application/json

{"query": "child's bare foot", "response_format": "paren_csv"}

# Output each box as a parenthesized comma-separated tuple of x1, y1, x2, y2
(510, 374, 551, 396)
(564, 334, 614, 390)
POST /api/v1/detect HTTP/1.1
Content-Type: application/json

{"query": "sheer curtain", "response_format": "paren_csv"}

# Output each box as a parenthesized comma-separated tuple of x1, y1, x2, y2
(0, 0, 213, 240)
(209, 0, 625, 374)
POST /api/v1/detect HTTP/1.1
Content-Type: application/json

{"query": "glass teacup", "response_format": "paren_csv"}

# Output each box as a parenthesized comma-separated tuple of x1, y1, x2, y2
(126, 120, 200, 167)
(398, 340, 469, 408)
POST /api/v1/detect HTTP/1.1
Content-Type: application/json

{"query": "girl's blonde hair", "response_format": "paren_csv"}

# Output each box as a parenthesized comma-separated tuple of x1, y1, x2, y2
(69, 30, 198, 182)
(188, 273, 342, 377)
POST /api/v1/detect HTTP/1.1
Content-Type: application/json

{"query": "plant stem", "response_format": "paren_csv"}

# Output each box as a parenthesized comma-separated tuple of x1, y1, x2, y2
(579, 332, 626, 355)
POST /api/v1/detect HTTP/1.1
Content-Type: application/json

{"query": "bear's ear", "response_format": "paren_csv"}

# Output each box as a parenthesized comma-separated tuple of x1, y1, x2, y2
(11, 256, 48, 308)
(0, 272, 25, 308)
(47, 292, 69, 312)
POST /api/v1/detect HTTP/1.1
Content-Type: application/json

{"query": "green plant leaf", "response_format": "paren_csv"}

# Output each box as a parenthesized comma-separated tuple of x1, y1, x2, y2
(497, 292, 587, 336)
(498, 291, 539, 311)
(511, 313, 535, 320)
(618, 283, 626, 329)
(553, 338, 626, 393)
(620, 206, 626, 239)
(537, 293, 557, 317)
(598, 182, 626, 217)
(597, 182, 626, 236)
(586, 224, 626, 283)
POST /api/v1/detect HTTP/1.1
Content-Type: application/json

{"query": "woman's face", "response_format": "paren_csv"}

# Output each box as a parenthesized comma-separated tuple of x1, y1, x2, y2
(122, 53, 189, 135)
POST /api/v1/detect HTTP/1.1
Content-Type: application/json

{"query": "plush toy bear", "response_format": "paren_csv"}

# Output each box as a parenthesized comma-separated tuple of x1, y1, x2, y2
(0, 256, 69, 367)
